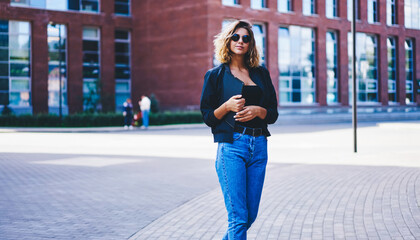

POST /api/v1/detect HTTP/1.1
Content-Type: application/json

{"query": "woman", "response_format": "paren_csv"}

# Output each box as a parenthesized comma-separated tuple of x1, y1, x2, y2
(200, 20, 278, 239)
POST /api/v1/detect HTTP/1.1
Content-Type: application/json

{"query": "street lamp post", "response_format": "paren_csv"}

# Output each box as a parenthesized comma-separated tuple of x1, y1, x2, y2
(58, 24, 63, 123)
(351, 0, 358, 153)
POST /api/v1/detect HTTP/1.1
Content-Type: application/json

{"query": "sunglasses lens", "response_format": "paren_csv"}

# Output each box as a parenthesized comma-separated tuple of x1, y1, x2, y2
(231, 34, 239, 42)
(242, 35, 250, 43)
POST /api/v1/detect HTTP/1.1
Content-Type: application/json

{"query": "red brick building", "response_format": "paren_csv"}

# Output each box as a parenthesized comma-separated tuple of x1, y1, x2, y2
(0, 0, 419, 115)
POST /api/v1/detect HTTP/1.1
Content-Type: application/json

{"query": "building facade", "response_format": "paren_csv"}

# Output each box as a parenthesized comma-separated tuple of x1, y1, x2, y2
(0, 0, 419, 114)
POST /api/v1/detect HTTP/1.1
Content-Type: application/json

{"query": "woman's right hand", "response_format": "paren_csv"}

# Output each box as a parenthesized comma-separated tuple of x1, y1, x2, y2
(225, 95, 245, 112)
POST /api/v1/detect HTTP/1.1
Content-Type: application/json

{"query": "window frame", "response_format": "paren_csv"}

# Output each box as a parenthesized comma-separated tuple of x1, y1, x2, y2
(387, 37, 397, 103)
(0, 20, 32, 107)
(278, 26, 317, 105)
(115, 29, 131, 109)
(222, 0, 240, 6)
(278, 0, 292, 12)
(115, 0, 130, 16)
(405, 39, 415, 103)
(82, 26, 101, 111)
(326, 31, 339, 104)
(251, 0, 267, 9)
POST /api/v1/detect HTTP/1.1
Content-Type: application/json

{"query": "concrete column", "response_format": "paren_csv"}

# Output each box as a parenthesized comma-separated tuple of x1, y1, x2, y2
(267, 0, 277, 10)
(359, 0, 367, 22)
(378, 34, 388, 105)
(378, 0, 386, 24)
(316, 26, 327, 105)
(130, 0, 147, 111)
(31, 18, 49, 114)
(242, 0, 251, 8)
(67, 21, 83, 114)
(339, 0, 348, 19)
(101, 0, 114, 14)
(397, 36, 407, 105)
(338, 30, 349, 106)
(294, 0, 302, 14)
(100, 23, 116, 112)
(397, 0, 404, 26)
(317, 0, 325, 16)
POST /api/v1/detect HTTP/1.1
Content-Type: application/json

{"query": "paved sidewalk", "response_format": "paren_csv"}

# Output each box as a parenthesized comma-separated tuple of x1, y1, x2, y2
(129, 163, 420, 239)
(0, 106, 419, 133)
(0, 121, 419, 239)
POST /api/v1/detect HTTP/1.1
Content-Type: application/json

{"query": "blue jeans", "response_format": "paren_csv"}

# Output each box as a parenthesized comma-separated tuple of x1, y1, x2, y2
(216, 131, 268, 240)
(142, 110, 149, 128)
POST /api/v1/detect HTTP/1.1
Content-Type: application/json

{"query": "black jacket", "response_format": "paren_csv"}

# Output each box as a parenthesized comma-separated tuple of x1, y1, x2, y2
(200, 64, 278, 143)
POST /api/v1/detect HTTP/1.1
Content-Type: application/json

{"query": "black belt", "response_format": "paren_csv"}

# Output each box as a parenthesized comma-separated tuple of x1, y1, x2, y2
(234, 125, 264, 137)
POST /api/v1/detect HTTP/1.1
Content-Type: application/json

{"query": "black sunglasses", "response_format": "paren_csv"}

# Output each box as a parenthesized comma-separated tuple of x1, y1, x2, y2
(231, 34, 251, 44)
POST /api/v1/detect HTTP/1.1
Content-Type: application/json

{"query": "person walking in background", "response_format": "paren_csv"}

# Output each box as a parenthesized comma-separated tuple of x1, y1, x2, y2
(122, 98, 133, 130)
(200, 20, 278, 239)
(139, 95, 151, 129)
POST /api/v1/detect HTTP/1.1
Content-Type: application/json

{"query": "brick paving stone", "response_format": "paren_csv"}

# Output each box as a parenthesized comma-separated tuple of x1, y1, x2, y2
(2, 123, 420, 239)
(0, 152, 217, 239)
(129, 164, 420, 240)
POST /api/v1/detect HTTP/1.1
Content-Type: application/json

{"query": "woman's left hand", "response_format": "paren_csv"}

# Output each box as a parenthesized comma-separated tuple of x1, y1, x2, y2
(234, 106, 263, 122)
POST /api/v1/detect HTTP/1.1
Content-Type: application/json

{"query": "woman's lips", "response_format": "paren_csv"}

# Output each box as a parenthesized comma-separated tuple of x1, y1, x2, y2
(236, 46, 244, 50)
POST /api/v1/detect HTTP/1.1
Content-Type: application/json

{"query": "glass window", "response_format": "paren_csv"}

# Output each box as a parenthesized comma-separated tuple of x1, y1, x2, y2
(12, 0, 99, 13)
(81, 0, 99, 12)
(252, 24, 266, 66)
(0, 20, 32, 107)
(0, 50, 7, 62)
(115, 0, 130, 15)
(387, 37, 397, 103)
(11, 79, 30, 91)
(278, 0, 292, 12)
(278, 26, 316, 104)
(46, 0, 67, 11)
(326, 0, 337, 18)
(405, 39, 414, 103)
(115, 30, 131, 108)
(115, 30, 129, 40)
(0, 78, 8, 91)
(68, 0, 81, 11)
(9, 35, 30, 49)
(48, 23, 67, 109)
(10, 49, 30, 61)
(9, 91, 30, 106)
(11, 0, 45, 8)
(83, 27, 99, 38)
(326, 31, 338, 104)
(348, 33, 378, 103)
(368, 0, 378, 23)
(10, 63, 30, 77)
(348, 0, 359, 20)
(0, 20, 7, 105)
(83, 27, 100, 111)
(0, 63, 8, 77)
(387, 0, 397, 25)
(405, 0, 420, 29)
(303, 0, 316, 15)
(222, 0, 240, 6)
(251, 0, 266, 9)
(11, 0, 30, 6)
(0, 20, 8, 33)
(9, 21, 30, 35)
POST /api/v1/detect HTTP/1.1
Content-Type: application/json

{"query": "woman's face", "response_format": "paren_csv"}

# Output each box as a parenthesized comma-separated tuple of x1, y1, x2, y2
(229, 28, 250, 56)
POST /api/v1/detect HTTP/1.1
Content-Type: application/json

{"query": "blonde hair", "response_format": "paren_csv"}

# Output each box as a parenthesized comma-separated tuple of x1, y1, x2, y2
(214, 20, 260, 68)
